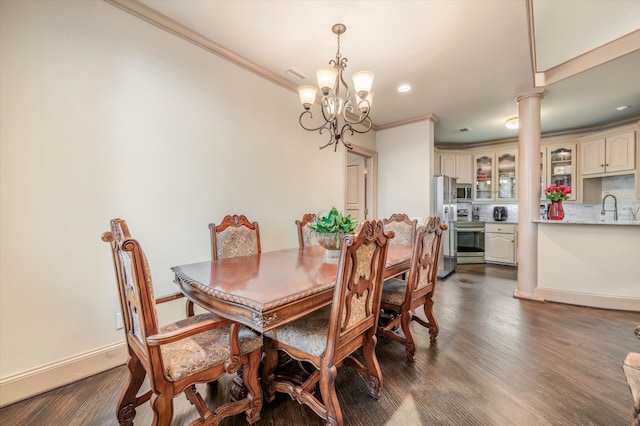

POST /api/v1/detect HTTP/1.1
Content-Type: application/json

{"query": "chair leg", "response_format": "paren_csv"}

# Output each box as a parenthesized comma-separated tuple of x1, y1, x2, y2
(319, 364, 342, 426)
(242, 349, 263, 425)
(360, 334, 382, 400)
(149, 392, 173, 426)
(116, 355, 146, 426)
(186, 300, 195, 317)
(423, 298, 439, 342)
(399, 312, 417, 362)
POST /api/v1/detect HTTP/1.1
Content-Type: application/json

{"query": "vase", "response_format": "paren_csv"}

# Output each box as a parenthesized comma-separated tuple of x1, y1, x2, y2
(314, 232, 344, 263)
(548, 199, 565, 220)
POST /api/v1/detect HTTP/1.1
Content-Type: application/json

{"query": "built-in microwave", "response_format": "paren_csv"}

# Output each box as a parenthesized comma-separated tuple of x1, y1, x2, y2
(456, 184, 472, 201)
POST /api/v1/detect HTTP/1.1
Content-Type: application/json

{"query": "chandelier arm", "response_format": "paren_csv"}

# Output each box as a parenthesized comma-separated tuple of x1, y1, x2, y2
(320, 97, 337, 123)
(299, 110, 332, 133)
(341, 106, 372, 128)
(318, 122, 337, 150)
(339, 124, 355, 150)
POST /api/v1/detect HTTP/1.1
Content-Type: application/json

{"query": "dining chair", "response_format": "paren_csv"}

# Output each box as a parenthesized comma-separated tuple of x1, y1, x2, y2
(377, 216, 445, 362)
(262, 220, 394, 426)
(210, 214, 261, 260)
(295, 213, 317, 248)
(102, 218, 263, 426)
(186, 214, 261, 317)
(382, 213, 417, 282)
(383, 213, 417, 246)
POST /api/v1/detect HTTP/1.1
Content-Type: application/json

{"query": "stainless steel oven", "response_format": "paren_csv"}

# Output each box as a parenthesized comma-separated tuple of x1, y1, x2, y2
(456, 221, 485, 264)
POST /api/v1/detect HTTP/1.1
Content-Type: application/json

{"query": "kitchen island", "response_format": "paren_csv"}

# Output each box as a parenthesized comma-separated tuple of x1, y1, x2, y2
(534, 218, 640, 311)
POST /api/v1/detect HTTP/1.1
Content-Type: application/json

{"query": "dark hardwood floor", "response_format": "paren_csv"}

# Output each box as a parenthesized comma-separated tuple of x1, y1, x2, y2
(2, 264, 638, 425)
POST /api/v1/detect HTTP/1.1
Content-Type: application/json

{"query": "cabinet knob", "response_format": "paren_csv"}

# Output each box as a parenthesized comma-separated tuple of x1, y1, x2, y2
(600, 164, 604, 167)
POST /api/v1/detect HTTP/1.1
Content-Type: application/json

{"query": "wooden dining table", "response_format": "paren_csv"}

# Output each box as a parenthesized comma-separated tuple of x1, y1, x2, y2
(171, 243, 411, 407)
(171, 244, 412, 333)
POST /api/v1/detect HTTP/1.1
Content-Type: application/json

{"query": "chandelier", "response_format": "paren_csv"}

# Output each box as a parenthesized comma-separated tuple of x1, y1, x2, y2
(297, 23, 374, 151)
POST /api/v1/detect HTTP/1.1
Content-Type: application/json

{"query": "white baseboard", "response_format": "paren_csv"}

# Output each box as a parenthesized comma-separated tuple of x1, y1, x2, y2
(0, 341, 128, 408)
(535, 288, 640, 312)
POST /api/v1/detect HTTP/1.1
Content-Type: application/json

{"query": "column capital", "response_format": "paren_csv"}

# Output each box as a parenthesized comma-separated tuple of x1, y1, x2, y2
(516, 89, 545, 104)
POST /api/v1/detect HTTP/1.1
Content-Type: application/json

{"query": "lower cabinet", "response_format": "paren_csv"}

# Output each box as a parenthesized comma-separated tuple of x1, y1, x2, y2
(485, 223, 517, 265)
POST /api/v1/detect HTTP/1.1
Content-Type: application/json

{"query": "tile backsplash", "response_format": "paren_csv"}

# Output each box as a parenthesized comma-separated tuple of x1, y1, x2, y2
(458, 174, 639, 223)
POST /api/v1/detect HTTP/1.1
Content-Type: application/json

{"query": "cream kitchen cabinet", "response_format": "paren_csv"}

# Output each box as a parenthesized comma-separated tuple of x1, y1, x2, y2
(440, 154, 472, 184)
(474, 150, 517, 202)
(580, 130, 636, 176)
(485, 223, 517, 265)
(540, 143, 578, 201)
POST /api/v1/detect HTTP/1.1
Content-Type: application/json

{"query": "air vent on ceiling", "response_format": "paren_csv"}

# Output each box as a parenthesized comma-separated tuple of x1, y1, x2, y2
(458, 127, 472, 132)
(284, 67, 308, 81)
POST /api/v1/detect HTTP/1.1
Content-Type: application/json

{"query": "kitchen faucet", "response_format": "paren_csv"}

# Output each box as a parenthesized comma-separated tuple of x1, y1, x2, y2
(601, 194, 618, 221)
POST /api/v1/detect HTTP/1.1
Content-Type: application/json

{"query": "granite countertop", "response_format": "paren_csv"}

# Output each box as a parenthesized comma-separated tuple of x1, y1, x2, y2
(534, 218, 640, 226)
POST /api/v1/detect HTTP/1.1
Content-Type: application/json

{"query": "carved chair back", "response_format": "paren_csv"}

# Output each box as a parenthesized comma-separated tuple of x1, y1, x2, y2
(404, 216, 444, 304)
(383, 213, 417, 246)
(295, 213, 317, 248)
(102, 218, 158, 373)
(326, 220, 394, 361)
(209, 214, 261, 260)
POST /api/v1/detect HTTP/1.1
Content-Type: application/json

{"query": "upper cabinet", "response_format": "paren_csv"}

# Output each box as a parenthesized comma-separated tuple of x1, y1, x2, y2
(497, 151, 517, 201)
(440, 154, 472, 184)
(474, 150, 517, 202)
(474, 154, 494, 201)
(580, 131, 636, 176)
(540, 143, 577, 201)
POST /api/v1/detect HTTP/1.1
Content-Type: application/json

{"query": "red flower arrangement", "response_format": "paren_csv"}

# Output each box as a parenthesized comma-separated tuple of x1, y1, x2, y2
(545, 184, 571, 201)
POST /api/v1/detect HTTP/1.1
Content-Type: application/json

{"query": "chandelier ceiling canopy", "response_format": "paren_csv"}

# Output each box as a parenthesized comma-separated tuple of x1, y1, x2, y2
(297, 23, 374, 151)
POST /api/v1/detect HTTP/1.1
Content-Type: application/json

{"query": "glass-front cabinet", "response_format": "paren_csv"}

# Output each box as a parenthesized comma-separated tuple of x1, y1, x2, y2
(497, 151, 517, 201)
(474, 150, 517, 202)
(474, 154, 494, 201)
(540, 143, 577, 201)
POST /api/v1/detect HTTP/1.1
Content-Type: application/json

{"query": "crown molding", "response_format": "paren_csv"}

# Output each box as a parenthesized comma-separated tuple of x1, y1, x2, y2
(435, 115, 640, 149)
(106, 0, 299, 93)
(374, 114, 439, 131)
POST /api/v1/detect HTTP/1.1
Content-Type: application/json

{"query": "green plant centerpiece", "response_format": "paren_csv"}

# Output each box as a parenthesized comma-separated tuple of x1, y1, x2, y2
(308, 207, 358, 262)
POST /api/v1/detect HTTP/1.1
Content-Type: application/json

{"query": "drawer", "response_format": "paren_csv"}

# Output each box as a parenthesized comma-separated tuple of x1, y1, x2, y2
(485, 223, 516, 234)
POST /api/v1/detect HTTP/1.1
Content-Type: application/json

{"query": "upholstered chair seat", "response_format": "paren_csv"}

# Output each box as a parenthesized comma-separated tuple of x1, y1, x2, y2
(160, 313, 262, 381)
(264, 306, 331, 357)
(380, 278, 408, 307)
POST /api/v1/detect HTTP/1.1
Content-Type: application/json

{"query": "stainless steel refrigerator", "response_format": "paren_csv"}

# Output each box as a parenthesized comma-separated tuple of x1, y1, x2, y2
(434, 175, 457, 278)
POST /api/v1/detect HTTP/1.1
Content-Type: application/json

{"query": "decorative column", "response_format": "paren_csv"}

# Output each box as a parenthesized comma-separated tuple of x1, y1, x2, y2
(514, 90, 545, 301)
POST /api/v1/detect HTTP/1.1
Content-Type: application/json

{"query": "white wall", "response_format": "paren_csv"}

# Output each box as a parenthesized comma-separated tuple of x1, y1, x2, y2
(376, 120, 435, 221)
(0, 0, 351, 389)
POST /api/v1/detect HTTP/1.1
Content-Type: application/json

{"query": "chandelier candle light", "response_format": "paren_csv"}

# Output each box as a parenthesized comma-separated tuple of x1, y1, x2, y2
(298, 23, 374, 151)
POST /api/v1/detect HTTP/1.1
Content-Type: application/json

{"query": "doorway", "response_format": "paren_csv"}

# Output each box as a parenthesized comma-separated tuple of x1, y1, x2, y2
(345, 145, 377, 221)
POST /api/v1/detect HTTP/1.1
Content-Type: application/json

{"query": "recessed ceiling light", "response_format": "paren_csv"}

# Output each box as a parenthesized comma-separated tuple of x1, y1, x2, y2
(616, 105, 630, 111)
(504, 116, 519, 129)
(397, 84, 411, 93)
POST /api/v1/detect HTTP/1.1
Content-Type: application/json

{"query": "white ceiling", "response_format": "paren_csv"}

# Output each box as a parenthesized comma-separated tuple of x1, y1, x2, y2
(130, 0, 640, 145)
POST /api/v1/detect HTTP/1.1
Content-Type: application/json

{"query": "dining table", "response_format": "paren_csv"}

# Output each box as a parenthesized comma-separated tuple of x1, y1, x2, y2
(171, 243, 412, 407)
(171, 244, 413, 334)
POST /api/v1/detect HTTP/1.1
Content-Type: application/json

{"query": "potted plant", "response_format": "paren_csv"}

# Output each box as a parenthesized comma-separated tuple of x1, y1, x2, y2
(308, 207, 358, 261)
